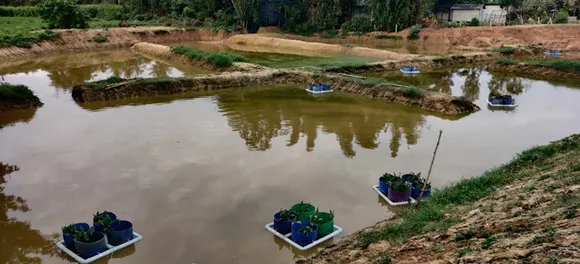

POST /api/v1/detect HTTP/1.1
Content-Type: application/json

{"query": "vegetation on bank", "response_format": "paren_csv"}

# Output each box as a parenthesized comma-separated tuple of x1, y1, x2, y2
(495, 58, 580, 72)
(171, 46, 247, 68)
(358, 135, 580, 248)
(493, 47, 515, 55)
(0, 83, 43, 110)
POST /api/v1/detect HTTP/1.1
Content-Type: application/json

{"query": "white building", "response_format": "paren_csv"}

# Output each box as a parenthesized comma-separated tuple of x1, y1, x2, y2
(450, 4, 486, 22)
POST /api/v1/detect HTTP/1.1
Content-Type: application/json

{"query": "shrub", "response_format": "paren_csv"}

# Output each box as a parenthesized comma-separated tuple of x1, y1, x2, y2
(554, 10, 569, 24)
(407, 24, 421, 40)
(341, 16, 373, 34)
(444, 21, 459, 28)
(321, 29, 339, 38)
(375, 35, 403, 40)
(470, 18, 480, 26)
(92, 35, 107, 43)
(79, 4, 122, 20)
(183, 7, 195, 19)
(38, 0, 89, 29)
(493, 47, 515, 55)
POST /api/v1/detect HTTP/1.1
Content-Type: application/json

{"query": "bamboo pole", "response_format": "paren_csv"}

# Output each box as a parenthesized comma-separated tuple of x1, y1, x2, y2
(416, 130, 443, 205)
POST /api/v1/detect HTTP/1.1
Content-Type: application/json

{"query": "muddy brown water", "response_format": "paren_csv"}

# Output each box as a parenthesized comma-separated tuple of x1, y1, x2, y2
(2, 51, 580, 264)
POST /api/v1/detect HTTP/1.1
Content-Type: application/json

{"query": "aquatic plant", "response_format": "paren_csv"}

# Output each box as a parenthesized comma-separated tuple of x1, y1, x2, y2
(74, 227, 99, 243)
(310, 209, 334, 225)
(297, 225, 315, 235)
(62, 223, 79, 236)
(389, 177, 409, 192)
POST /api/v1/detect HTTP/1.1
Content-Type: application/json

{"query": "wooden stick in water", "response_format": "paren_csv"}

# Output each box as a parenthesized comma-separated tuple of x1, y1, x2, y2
(416, 129, 442, 205)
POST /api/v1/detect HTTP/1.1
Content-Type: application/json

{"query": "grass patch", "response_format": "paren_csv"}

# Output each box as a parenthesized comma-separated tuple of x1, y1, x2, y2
(497, 58, 518, 65)
(320, 29, 338, 38)
(455, 230, 475, 241)
(0, 82, 42, 108)
(316, 61, 369, 71)
(171, 46, 247, 68)
(82, 76, 126, 89)
(343, 43, 356, 48)
(528, 225, 557, 246)
(357, 135, 580, 248)
(400, 87, 423, 98)
(493, 47, 515, 55)
(457, 246, 475, 258)
(533, 59, 580, 72)
(92, 35, 107, 43)
(481, 236, 497, 249)
(375, 35, 402, 40)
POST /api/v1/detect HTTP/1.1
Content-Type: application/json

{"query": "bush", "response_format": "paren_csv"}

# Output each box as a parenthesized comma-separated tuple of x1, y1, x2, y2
(0, 6, 40, 17)
(183, 7, 195, 19)
(341, 16, 373, 34)
(493, 47, 515, 55)
(79, 4, 122, 20)
(407, 24, 421, 40)
(470, 18, 480, 26)
(0, 83, 41, 104)
(38, 0, 89, 29)
(92, 35, 107, 43)
(321, 29, 338, 38)
(554, 10, 569, 24)
(375, 35, 403, 40)
(171, 46, 247, 68)
(444, 21, 459, 28)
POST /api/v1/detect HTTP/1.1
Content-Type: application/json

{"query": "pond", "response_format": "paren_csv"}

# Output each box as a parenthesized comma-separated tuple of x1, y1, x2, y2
(2, 51, 580, 264)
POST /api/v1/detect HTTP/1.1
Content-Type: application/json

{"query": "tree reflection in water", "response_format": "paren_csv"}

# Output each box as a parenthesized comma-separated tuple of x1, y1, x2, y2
(0, 163, 59, 264)
(459, 68, 481, 101)
(488, 75, 528, 95)
(216, 87, 426, 158)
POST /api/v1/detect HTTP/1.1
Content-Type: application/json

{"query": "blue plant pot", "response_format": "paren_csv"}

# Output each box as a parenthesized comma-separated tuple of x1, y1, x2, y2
(107, 220, 134, 246)
(378, 180, 389, 194)
(74, 232, 107, 259)
(291, 222, 318, 246)
(273, 212, 293, 235)
(93, 212, 117, 232)
(63, 223, 90, 251)
(490, 98, 502, 105)
(411, 186, 431, 199)
(503, 98, 513, 105)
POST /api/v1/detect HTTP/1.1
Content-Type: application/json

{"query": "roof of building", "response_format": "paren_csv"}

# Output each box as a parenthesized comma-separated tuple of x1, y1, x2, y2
(451, 4, 486, 10)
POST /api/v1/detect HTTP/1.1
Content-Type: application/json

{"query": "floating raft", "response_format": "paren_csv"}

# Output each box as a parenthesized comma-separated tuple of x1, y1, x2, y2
(306, 83, 333, 94)
(56, 232, 143, 264)
(372, 185, 417, 206)
(486, 99, 518, 108)
(265, 222, 343, 251)
(543, 50, 561, 56)
(400, 66, 420, 74)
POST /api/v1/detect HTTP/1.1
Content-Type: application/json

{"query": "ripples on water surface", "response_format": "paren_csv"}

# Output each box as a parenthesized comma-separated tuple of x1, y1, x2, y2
(1, 50, 580, 264)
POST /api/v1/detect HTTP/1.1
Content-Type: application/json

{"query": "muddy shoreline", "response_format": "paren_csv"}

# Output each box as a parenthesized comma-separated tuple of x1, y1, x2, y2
(487, 63, 580, 79)
(71, 70, 479, 115)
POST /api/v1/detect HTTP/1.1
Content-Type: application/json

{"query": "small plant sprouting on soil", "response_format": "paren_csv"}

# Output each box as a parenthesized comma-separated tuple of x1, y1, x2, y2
(528, 225, 557, 246)
(430, 243, 444, 253)
(401, 87, 423, 98)
(480, 236, 497, 249)
(455, 230, 475, 241)
(456, 246, 475, 258)
(538, 174, 552, 181)
(563, 205, 579, 219)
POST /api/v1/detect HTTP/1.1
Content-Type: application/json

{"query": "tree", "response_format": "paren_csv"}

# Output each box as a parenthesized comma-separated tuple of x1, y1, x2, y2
(231, 0, 260, 31)
(38, 0, 88, 29)
(368, 0, 413, 32)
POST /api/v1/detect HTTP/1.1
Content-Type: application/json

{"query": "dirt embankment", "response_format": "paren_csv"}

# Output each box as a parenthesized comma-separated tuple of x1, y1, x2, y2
(274, 24, 580, 52)
(131, 42, 266, 72)
(488, 63, 580, 79)
(225, 34, 417, 60)
(0, 27, 236, 60)
(71, 70, 479, 115)
(297, 134, 580, 264)
(322, 52, 498, 74)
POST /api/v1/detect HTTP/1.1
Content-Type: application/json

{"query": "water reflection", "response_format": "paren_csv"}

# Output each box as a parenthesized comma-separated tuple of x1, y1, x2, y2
(216, 86, 427, 158)
(0, 163, 59, 264)
(0, 109, 37, 129)
(0, 50, 209, 89)
(459, 68, 481, 101)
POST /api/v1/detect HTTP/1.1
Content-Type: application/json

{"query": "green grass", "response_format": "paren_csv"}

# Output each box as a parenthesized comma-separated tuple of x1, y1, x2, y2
(375, 35, 403, 40)
(316, 61, 369, 71)
(528, 225, 557, 246)
(357, 135, 580, 248)
(400, 87, 423, 98)
(533, 59, 580, 72)
(171, 46, 247, 68)
(481, 236, 497, 249)
(0, 82, 42, 106)
(496, 58, 518, 65)
(92, 35, 107, 43)
(457, 247, 475, 258)
(493, 47, 515, 55)
(82, 76, 126, 89)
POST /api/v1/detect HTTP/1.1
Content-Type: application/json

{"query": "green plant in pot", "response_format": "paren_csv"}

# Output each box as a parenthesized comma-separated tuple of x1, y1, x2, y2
(62, 222, 90, 251)
(387, 177, 411, 202)
(274, 209, 296, 234)
(73, 227, 107, 259)
(410, 177, 432, 199)
(379, 173, 397, 193)
(93, 210, 117, 232)
(290, 201, 316, 222)
(310, 208, 335, 238)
